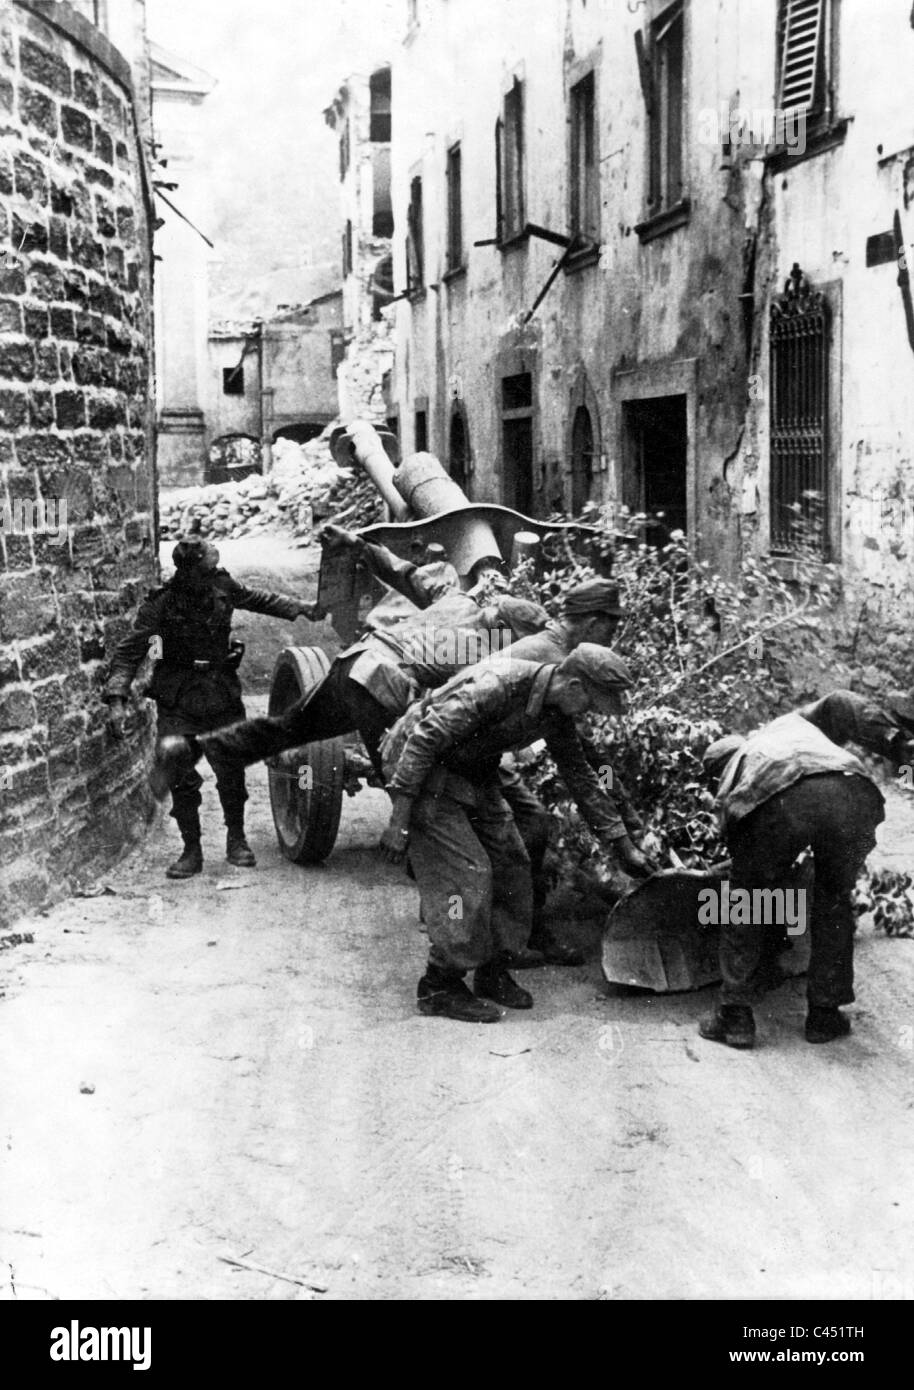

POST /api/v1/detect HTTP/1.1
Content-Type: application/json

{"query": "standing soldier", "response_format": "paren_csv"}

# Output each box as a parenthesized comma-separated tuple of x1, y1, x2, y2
(104, 531, 317, 878)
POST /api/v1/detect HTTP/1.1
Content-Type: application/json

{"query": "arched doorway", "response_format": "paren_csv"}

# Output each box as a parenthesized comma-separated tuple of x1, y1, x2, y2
(449, 406, 471, 497)
(570, 405, 594, 514)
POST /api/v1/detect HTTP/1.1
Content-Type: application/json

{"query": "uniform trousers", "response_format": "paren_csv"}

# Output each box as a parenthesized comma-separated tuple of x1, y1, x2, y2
(407, 776, 533, 975)
(720, 773, 884, 1009)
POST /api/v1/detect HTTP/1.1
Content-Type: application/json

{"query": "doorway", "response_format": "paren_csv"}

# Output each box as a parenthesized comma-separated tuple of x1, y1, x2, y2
(622, 394, 688, 544)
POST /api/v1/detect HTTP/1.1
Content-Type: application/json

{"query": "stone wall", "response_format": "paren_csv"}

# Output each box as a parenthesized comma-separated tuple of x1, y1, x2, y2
(0, 0, 157, 927)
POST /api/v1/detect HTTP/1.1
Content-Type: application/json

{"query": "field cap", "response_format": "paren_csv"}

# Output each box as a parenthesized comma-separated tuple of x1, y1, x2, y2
(559, 642, 632, 714)
(562, 578, 623, 619)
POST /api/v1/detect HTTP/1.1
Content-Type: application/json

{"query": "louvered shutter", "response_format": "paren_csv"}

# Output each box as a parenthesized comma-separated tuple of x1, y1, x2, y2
(777, 0, 825, 115)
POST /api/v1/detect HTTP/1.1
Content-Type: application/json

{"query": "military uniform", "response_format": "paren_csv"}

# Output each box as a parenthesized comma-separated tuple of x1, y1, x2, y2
(380, 649, 633, 1019)
(105, 564, 307, 874)
(486, 584, 650, 964)
(700, 690, 909, 1048)
(167, 591, 547, 782)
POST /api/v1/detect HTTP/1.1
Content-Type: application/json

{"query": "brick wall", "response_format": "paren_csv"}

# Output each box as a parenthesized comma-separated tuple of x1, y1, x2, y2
(0, 0, 157, 926)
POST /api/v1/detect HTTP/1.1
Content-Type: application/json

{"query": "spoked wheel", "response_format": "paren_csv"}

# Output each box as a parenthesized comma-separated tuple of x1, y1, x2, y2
(267, 646, 345, 864)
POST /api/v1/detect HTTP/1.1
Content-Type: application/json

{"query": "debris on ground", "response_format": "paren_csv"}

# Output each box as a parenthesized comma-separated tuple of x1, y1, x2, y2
(159, 435, 384, 543)
(854, 868, 914, 936)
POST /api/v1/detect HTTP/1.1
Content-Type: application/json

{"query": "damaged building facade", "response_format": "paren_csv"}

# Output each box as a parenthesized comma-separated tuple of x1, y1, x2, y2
(0, 0, 157, 925)
(324, 59, 396, 428)
(391, 0, 914, 605)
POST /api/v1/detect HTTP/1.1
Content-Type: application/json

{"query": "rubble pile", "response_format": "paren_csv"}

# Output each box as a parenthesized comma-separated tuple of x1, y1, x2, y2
(159, 436, 385, 542)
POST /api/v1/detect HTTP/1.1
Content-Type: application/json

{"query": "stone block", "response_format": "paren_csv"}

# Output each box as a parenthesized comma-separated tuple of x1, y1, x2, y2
(19, 40, 71, 99)
(28, 388, 54, 428)
(18, 84, 57, 139)
(0, 341, 36, 381)
(0, 687, 37, 730)
(54, 387, 85, 429)
(0, 298, 22, 334)
(0, 388, 27, 428)
(60, 105, 93, 150)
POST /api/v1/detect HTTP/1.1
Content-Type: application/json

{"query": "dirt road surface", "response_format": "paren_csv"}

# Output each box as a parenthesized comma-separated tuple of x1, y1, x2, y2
(2, 729, 913, 1301)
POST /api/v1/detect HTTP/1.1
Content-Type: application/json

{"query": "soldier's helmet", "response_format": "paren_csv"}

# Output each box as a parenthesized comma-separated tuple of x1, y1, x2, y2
(172, 519, 219, 574)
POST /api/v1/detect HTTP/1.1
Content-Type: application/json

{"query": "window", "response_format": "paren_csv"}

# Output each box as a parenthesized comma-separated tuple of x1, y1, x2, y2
(569, 71, 599, 243)
(330, 330, 346, 379)
(496, 78, 526, 244)
(342, 220, 353, 277)
(339, 120, 350, 180)
(501, 372, 534, 514)
(446, 143, 463, 272)
(449, 406, 470, 495)
(570, 406, 595, 514)
(406, 176, 424, 296)
(414, 409, 428, 452)
(222, 365, 244, 396)
(776, 0, 835, 132)
(636, 1, 685, 217)
(369, 68, 391, 142)
(769, 264, 831, 556)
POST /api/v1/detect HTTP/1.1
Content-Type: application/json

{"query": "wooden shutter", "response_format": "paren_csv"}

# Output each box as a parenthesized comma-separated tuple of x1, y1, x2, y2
(777, 0, 825, 115)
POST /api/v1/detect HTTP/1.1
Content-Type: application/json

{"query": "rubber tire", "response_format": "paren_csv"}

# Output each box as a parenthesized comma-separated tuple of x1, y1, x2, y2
(267, 646, 345, 864)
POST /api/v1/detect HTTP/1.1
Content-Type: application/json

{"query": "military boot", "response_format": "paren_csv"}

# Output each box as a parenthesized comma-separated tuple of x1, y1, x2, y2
(698, 1004, 756, 1049)
(474, 961, 533, 1010)
(805, 1006, 852, 1044)
(417, 964, 502, 1023)
(166, 839, 203, 879)
(226, 830, 256, 867)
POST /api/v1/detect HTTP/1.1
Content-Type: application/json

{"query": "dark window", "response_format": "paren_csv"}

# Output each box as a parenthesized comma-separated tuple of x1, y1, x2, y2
(339, 120, 350, 180)
(644, 2, 684, 214)
(502, 372, 532, 410)
(570, 405, 595, 514)
(446, 142, 463, 271)
(449, 408, 470, 495)
(414, 409, 428, 452)
(769, 265, 831, 556)
(369, 68, 392, 142)
(222, 365, 244, 396)
(501, 371, 534, 514)
(330, 329, 346, 379)
(570, 71, 599, 242)
(342, 219, 353, 277)
(406, 176, 424, 295)
(496, 78, 525, 243)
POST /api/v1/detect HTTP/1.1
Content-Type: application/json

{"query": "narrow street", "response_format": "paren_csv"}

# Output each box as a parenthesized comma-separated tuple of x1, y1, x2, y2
(2, 739, 913, 1302)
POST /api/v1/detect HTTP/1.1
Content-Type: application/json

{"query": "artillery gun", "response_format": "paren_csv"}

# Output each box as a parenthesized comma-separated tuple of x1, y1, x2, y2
(266, 419, 610, 864)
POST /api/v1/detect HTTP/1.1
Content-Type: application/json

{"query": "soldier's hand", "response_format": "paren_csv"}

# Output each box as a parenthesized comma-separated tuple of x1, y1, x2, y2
(616, 836, 657, 878)
(322, 523, 361, 550)
(379, 823, 410, 864)
(107, 699, 129, 740)
(296, 601, 325, 622)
